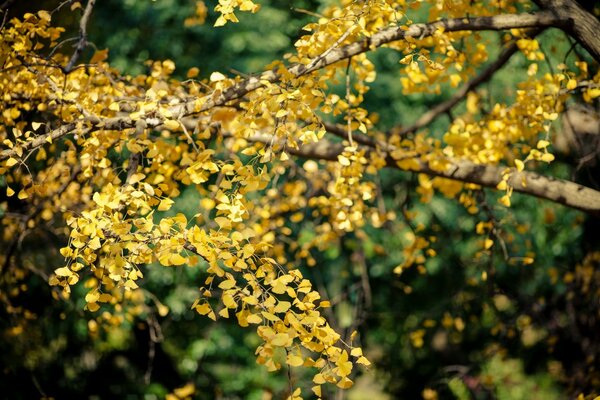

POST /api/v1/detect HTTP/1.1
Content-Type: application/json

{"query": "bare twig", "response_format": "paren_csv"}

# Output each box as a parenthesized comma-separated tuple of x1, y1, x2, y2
(65, 0, 96, 72)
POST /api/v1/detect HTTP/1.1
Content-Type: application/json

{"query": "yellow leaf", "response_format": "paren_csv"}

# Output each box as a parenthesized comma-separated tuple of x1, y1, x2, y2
(153, 303, 168, 316)
(514, 159, 524, 172)
(6, 186, 15, 197)
(173, 383, 195, 398)
(17, 189, 28, 200)
(540, 153, 555, 163)
(313, 373, 326, 384)
(195, 302, 211, 315)
(246, 313, 262, 324)
(158, 198, 174, 211)
(32, 122, 43, 131)
(270, 333, 290, 346)
(287, 354, 304, 367)
(90, 48, 109, 64)
(163, 119, 180, 131)
(484, 238, 494, 250)
(537, 139, 550, 149)
(499, 195, 511, 207)
(214, 16, 227, 27)
(169, 253, 187, 265)
(210, 72, 226, 82)
(222, 294, 237, 308)
(218, 279, 236, 290)
(336, 377, 353, 389)
(357, 356, 371, 366)
(85, 291, 100, 303)
(274, 301, 291, 313)
(6, 157, 18, 167)
(88, 236, 101, 250)
(37, 10, 51, 21)
(218, 308, 229, 318)
(312, 385, 322, 397)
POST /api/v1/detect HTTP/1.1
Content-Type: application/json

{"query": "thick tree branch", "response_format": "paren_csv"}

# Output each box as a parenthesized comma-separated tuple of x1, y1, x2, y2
(534, 0, 600, 62)
(236, 132, 600, 216)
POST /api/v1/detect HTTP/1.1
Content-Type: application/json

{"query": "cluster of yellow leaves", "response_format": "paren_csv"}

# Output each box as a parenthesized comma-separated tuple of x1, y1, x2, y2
(214, 0, 260, 27)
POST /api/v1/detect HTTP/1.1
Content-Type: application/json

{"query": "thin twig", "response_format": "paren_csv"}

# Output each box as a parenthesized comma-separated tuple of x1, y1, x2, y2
(65, 0, 96, 72)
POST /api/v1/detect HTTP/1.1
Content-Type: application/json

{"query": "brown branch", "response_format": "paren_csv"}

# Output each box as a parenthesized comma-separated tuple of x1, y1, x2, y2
(534, 0, 600, 62)
(0, 0, 16, 11)
(237, 132, 600, 216)
(65, 0, 96, 72)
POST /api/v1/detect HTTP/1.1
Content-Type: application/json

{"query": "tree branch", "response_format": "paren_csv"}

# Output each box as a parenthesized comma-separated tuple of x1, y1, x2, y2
(534, 0, 600, 62)
(236, 132, 600, 216)
(65, 0, 96, 72)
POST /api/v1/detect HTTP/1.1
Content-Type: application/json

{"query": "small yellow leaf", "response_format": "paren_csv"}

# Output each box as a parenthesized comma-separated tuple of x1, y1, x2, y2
(89, 48, 109, 64)
(337, 377, 353, 389)
(540, 153, 555, 162)
(55, 267, 71, 277)
(37, 10, 51, 22)
(313, 373, 326, 384)
(537, 139, 550, 149)
(88, 236, 101, 250)
(157, 304, 169, 316)
(163, 119, 180, 131)
(357, 356, 371, 366)
(210, 72, 226, 82)
(270, 333, 289, 346)
(169, 253, 187, 266)
(6, 186, 15, 197)
(218, 279, 236, 290)
(514, 159, 524, 172)
(218, 308, 229, 318)
(484, 238, 494, 250)
(246, 313, 262, 324)
(6, 157, 18, 167)
(287, 354, 304, 367)
(214, 16, 227, 27)
(85, 291, 100, 303)
(158, 198, 174, 211)
(312, 385, 322, 397)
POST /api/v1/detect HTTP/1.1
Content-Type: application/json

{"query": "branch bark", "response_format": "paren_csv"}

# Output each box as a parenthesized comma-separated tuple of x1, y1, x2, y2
(534, 0, 600, 62)
(65, 0, 96, 72)
(235, 132, 600, 216)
